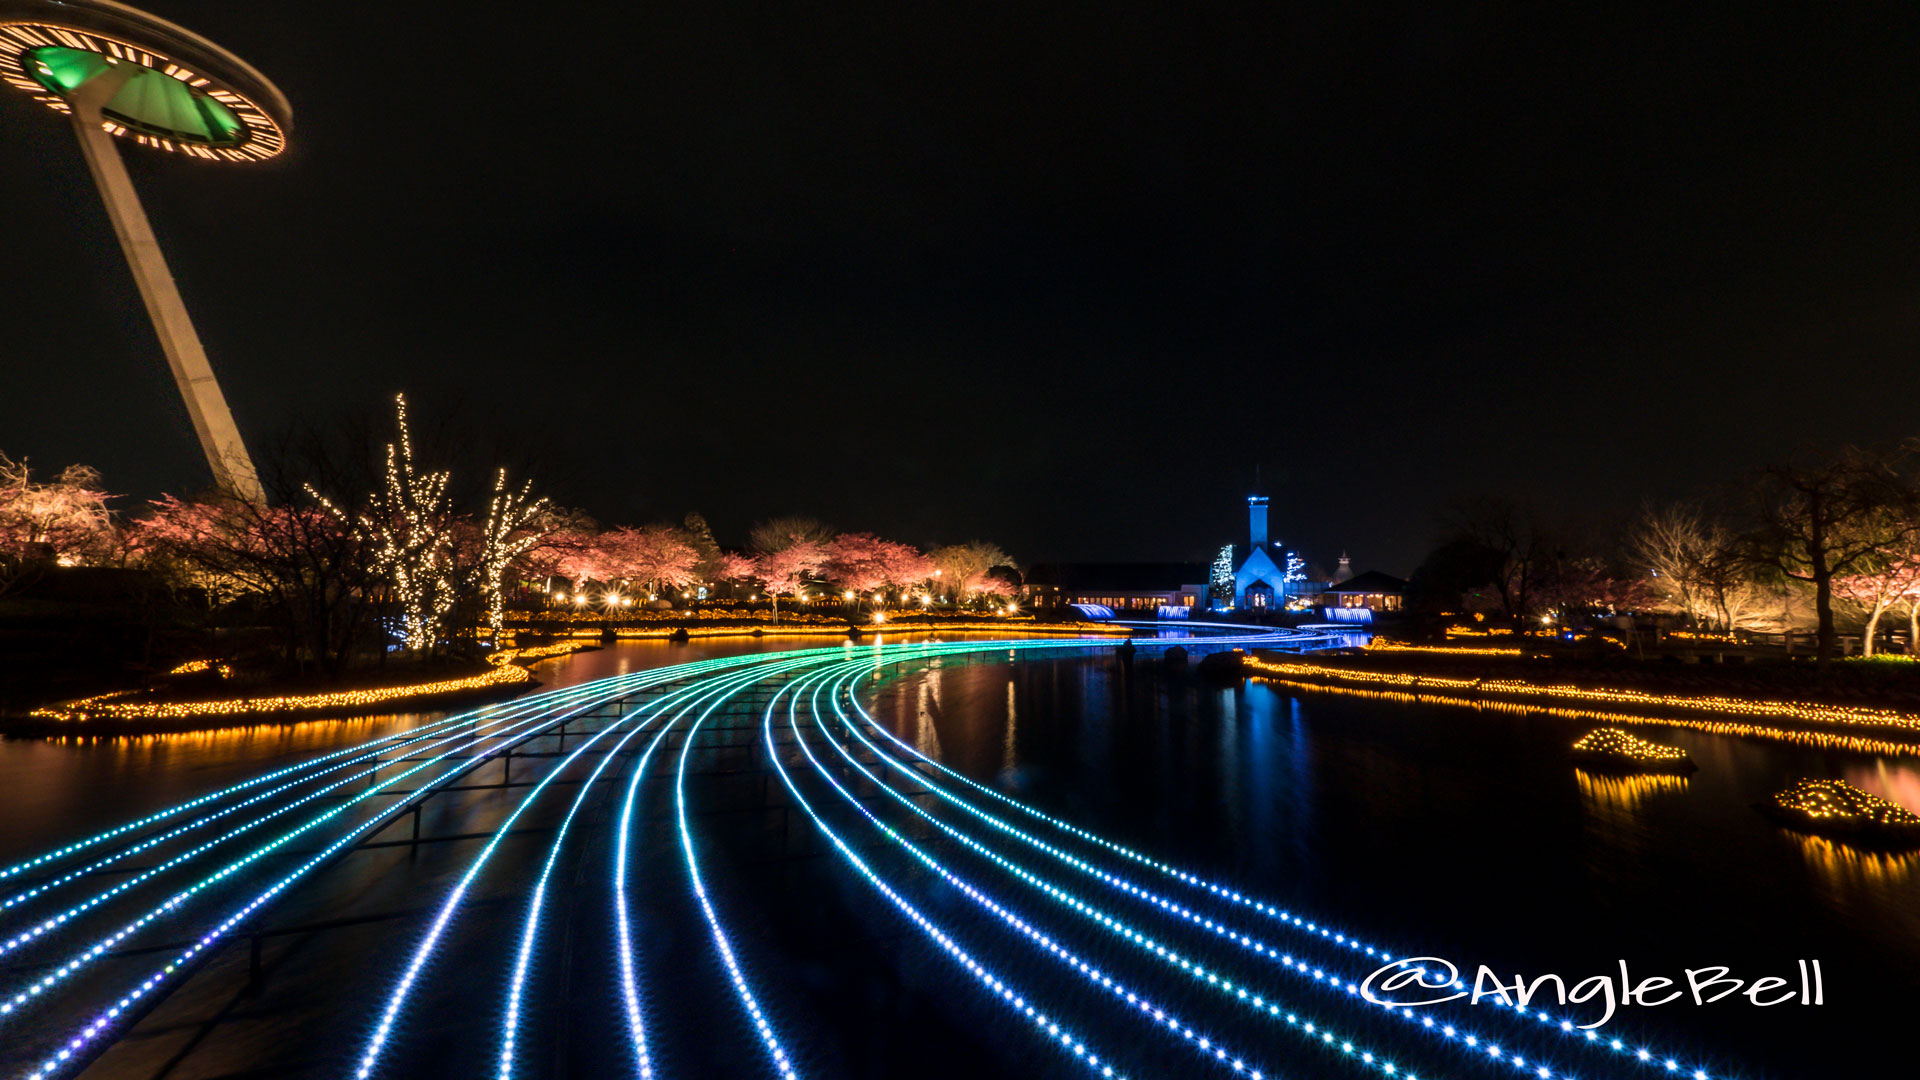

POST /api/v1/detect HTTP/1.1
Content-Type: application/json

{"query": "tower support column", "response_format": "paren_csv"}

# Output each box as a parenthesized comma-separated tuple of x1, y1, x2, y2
(68, 90, 265, 504)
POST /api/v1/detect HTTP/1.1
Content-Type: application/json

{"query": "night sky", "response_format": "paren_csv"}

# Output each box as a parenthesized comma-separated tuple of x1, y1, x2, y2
(5, 2, 1920, 574)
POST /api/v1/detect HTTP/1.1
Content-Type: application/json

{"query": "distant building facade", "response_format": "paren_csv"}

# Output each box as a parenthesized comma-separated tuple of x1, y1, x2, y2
(1024, 492, 1399, 621)
(1023, 562, 1209, 616)
(1314, 570, 1407, 623)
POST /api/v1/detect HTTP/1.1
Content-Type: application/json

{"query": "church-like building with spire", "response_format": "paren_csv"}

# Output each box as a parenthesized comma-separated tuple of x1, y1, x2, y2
(1210, 490, 1314, 612)
(1021, 484, 1404, 620)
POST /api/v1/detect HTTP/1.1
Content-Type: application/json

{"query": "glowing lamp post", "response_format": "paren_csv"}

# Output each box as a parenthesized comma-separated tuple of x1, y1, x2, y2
(0, 1, 292, 503)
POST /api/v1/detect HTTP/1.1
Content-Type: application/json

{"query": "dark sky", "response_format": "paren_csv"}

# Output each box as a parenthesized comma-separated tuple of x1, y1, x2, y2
(6, 2, 1920, 574)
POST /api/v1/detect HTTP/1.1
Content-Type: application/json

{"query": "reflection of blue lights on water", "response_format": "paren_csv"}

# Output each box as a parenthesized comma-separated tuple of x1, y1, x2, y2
(1294, 624, 1375, 650)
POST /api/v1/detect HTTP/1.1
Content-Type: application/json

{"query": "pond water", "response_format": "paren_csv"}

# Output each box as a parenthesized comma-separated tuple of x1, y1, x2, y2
(0, 636, 1904, 1078)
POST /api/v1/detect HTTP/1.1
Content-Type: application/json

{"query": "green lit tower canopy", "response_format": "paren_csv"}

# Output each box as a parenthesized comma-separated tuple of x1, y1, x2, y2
(1, 0, 289, 504)
(0, 0, 288, 158)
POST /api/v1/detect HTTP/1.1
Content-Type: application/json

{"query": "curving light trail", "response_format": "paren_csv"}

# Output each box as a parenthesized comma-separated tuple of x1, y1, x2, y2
(833, 652, 1729, 1080)
(0, 628, 1747, 1080)
(765, 665, 1140, 1080)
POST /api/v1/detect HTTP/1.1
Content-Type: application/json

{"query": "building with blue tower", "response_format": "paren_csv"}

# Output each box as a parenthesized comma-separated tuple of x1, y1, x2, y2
(1214, 493, 1312, 611)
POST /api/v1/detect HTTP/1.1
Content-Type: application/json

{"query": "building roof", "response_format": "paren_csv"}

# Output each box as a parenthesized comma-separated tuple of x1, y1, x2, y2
(1325, 570, 1408, 594)
(1024, 562, 1207, 591)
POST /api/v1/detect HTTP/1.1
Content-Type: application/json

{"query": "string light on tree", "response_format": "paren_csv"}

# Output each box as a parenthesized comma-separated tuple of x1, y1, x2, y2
(312, 395, 453, 653)
(476, 468, 550, 638)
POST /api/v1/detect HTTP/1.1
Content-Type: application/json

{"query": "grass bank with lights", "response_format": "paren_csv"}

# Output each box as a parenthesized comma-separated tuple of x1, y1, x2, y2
(1227, 642, 1920, 751)
(1, 642, 600, 736)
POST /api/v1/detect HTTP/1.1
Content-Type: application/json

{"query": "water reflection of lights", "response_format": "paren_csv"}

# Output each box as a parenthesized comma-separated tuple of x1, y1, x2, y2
(1844, 759, 1920, 814)
(1574, 769, 1691, 812)
(1795, 834, 1918, 885)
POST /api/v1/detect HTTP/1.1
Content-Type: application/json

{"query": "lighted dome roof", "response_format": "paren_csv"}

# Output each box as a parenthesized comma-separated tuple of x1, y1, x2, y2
(0, 0, 289, 160)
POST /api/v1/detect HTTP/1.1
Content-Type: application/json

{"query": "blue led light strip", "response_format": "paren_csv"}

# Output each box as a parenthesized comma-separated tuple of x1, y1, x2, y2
(799, 659, 1421, 1079)
(611, 714, 683, 1080)
(0, 695, 582, 917)
(0, 659, 705, 925)
(355, 700, 663, 1078)
(764, 665, 1137, 1080)
(494, 707, 665, 1080)
(1, 651, 832, 963)
(609, 650, 857, 1080)
(353, 652, 849, 1080)
(671, 660, 834, 1080)
(0, 646, 857, 889)
(0, 687, 565, 886)
(8, 644, 975, 1076)
(0, 688, 649, 954)
(839, 658, 1724, 1080)
(17, 707, 593, 1080)
(821, 658, 1677, 1080)
(10, 656, 804, 1077)
(1, 696, 604, 1029)
(791, 668, 1283, 1078)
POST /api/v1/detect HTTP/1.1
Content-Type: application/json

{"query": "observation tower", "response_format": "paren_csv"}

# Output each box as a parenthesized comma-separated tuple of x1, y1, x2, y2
(0, 0, 292, 503)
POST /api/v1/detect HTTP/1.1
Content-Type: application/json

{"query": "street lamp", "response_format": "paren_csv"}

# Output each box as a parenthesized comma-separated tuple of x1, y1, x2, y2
(0, 1, 291, 503)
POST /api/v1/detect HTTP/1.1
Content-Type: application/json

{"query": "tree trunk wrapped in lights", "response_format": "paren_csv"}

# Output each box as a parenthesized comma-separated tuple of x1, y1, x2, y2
(476, 468, 551, 637)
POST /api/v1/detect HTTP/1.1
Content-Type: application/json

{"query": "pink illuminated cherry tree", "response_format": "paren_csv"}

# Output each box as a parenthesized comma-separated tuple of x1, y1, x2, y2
(599, 525, 701, 598)
(823, 533, 932, 608)
(1834, 555, 1920, 657)
(753, 541, 826, 622)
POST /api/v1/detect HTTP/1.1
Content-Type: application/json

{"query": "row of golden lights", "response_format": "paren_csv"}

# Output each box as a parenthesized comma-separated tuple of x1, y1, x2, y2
(545, 589, 1019, 617)
(1243, 655, 1920, 737)
(1364, 642, 1524, 657)
(1241, 666, 1920, 759)
(33, 620, 1137, 725)
(546, 620, 1118, 641)
(27, 645, 601, 723)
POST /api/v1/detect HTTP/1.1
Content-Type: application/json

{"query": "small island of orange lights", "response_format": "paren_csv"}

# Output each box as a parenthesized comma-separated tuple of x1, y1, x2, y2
(1570, 727, 1697, 774)
(1760, 779, 1920, 848)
